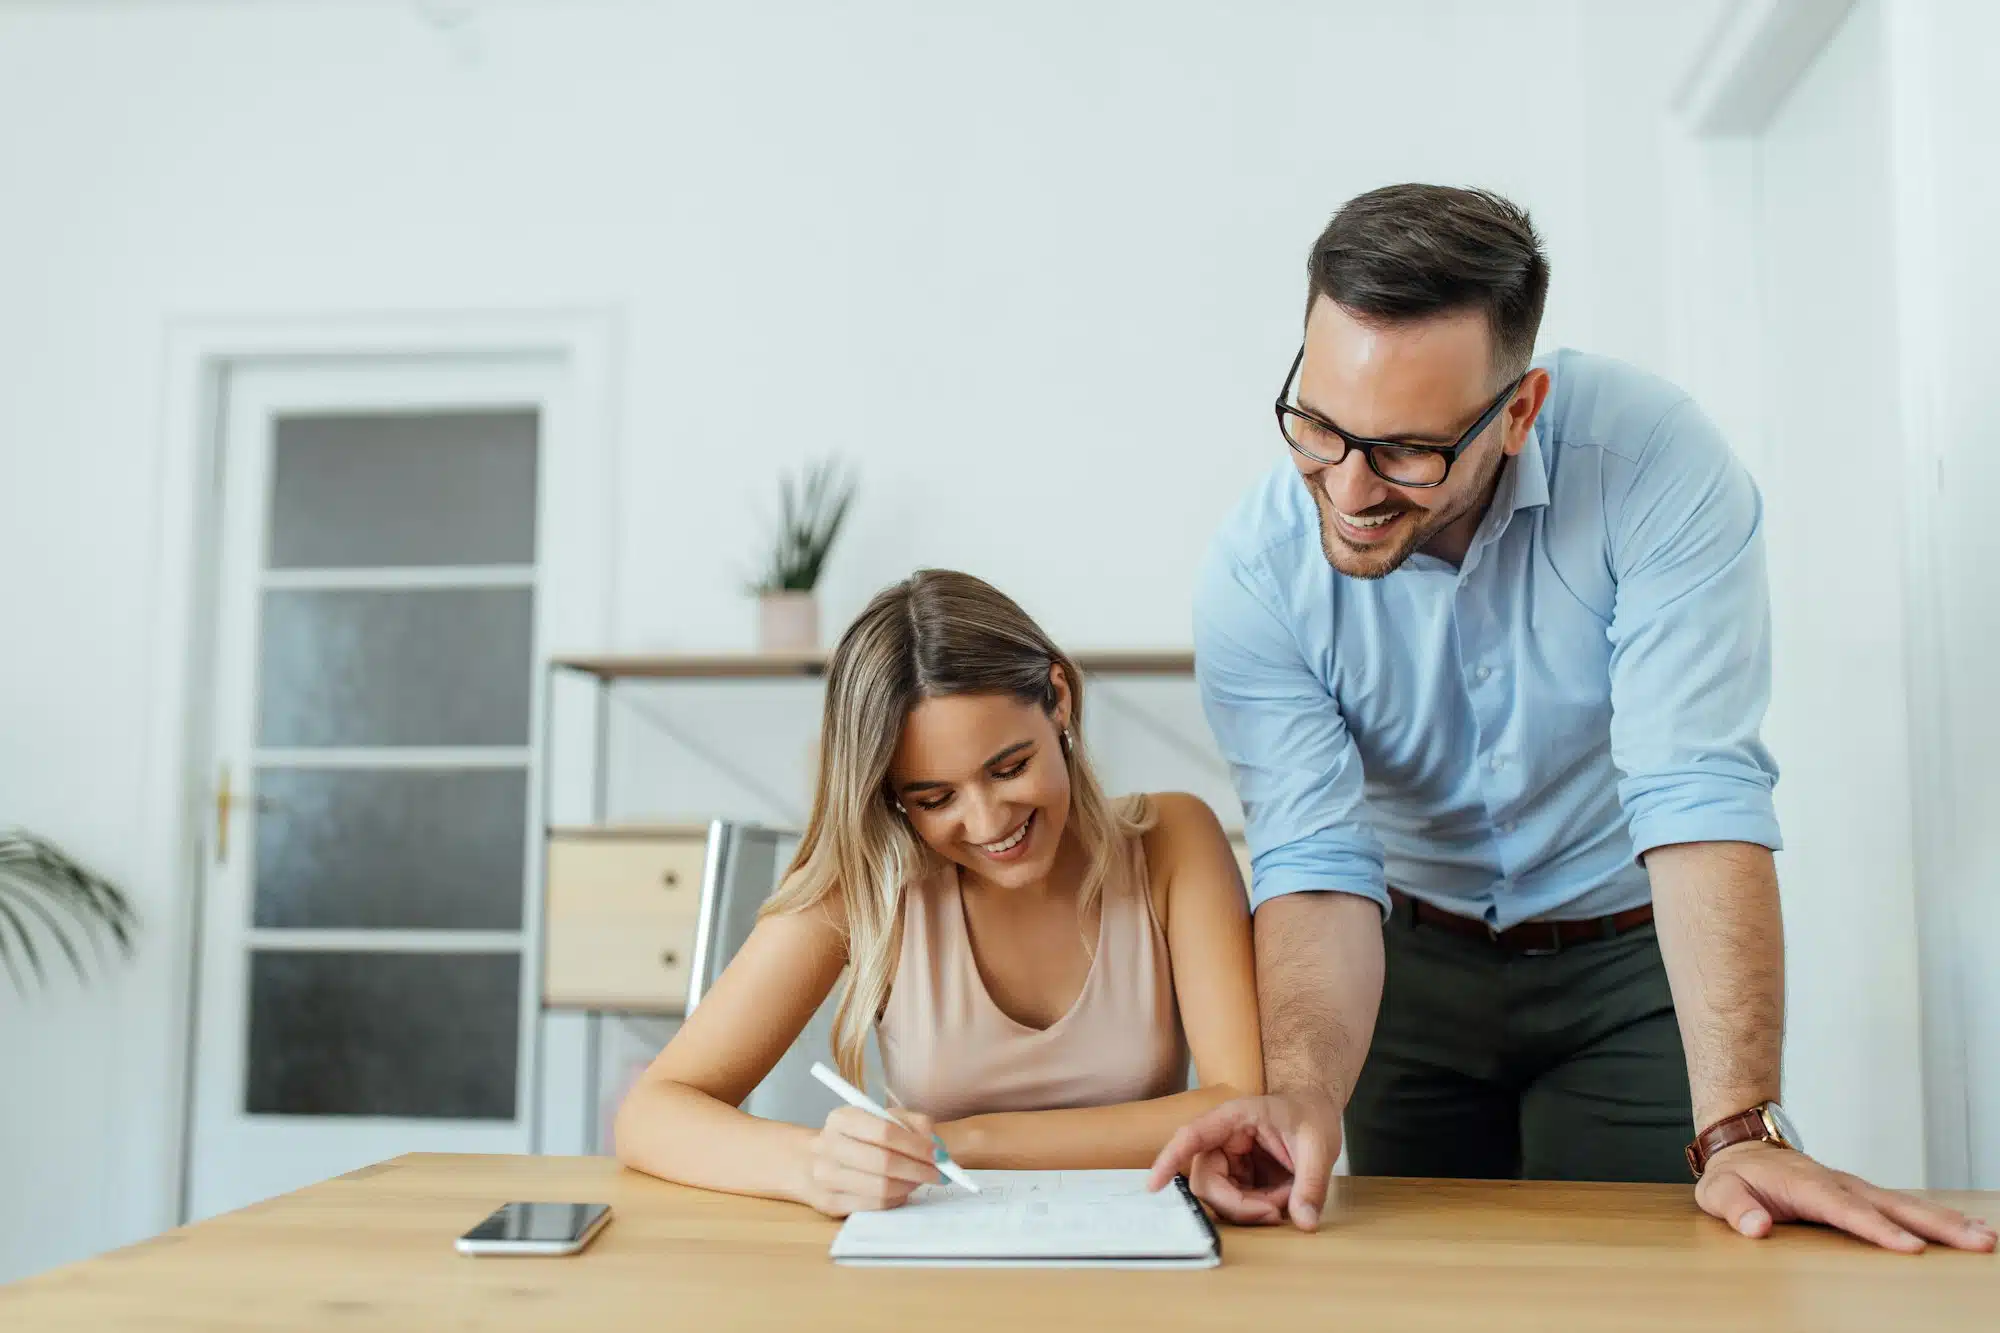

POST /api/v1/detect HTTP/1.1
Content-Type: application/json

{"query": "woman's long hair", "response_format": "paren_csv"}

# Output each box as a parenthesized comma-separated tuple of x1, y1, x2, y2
(760, 569, 1150, 1085)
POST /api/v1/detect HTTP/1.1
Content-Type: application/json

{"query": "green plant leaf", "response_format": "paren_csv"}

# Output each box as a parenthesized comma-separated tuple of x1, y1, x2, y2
(0, 889, 45, 994)
(747, 454, 858, 593)
(0, 831, 137, 991)
(0, 878, 89, 982)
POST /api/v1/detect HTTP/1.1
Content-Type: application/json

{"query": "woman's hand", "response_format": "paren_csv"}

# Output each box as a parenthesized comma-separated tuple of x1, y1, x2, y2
(798, 1105, 940, 1217)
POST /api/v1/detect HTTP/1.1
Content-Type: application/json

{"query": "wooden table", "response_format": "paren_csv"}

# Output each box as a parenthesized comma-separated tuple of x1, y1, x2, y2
(4, 1154, 1994, 1330)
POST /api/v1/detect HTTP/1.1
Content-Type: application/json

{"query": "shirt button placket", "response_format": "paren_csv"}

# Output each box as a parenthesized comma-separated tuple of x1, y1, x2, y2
(1458, 588, 1514, 867)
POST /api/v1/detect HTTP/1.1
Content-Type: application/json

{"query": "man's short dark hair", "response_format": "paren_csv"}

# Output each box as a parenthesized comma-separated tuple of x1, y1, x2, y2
(1306, 184, 1549, 378)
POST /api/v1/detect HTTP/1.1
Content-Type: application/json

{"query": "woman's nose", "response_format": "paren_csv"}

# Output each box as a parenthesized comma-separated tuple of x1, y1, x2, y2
(960, 789, 1013, 843)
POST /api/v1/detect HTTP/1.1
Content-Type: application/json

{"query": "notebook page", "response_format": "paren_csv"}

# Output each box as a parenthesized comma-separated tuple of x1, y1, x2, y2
(829, 1170, 1214, 1261)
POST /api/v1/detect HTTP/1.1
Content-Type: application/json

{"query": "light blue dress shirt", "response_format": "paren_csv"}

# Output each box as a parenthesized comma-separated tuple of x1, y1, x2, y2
(1195, 349, 1783, 930)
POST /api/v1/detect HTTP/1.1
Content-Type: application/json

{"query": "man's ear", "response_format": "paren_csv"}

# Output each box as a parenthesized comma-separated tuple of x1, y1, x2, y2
(1503, 367, 1552, 457)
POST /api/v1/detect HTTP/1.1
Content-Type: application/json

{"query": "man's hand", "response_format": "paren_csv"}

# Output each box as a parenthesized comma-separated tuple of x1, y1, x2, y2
(1146, 1091, 1343, 1230)
(1147, 891, 1379, 1230)
(1698, 1142, 1997, 1253)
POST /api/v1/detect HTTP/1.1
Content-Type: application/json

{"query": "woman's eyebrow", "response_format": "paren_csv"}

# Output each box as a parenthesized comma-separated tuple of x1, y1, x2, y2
(898, 741, 1034, 793)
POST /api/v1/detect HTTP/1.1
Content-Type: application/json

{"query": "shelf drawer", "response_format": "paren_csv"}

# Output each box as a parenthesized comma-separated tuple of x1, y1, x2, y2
(544, 832, 708, 1013)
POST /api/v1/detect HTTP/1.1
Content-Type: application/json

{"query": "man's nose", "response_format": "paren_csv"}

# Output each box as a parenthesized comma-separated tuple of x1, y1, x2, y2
(1319, 450, 1390, 514)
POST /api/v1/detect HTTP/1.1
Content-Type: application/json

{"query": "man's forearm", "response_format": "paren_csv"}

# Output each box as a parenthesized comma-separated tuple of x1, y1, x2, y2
(1254, 892, 1385, 1106)
(1644, 841, 1785, 1130)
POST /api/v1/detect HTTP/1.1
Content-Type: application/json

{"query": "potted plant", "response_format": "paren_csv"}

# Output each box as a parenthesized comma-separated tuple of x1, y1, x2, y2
(0, 831, 136, 993)
(747, 456, 856, 653)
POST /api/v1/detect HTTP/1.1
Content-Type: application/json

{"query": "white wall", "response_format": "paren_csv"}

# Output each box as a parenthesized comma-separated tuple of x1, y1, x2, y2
(0, 0, 1717, 1280)
(1882, 0, 2000, 1189)
(1750, 0, 1927, 1187)
(1667, 0, 2000, 1190)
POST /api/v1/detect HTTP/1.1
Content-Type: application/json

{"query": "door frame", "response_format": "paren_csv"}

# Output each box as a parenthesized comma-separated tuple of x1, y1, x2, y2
(1664, 0, 1969, 1187)
(137, 310, 620, 1232)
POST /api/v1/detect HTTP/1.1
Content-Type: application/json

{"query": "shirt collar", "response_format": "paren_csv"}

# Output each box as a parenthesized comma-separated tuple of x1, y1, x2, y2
(1470, 418, 1550, 549)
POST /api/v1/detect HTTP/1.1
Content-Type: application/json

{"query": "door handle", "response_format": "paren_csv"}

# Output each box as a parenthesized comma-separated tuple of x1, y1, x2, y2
(213, 764, 281, 866)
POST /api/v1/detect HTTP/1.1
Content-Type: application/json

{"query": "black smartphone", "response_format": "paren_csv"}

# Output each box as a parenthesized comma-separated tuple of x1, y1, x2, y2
(455, 1202, 612, 1257)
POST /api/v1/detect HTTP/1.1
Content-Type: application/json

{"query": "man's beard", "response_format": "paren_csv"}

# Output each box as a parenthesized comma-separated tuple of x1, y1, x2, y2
(1313, 494, 1427, 580)
(1308, 447, 1503, 580)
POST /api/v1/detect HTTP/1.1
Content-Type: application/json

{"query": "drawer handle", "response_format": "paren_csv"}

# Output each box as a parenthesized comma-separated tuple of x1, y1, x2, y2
(660, 950, 679, 967)
(662, 870, 680, 888)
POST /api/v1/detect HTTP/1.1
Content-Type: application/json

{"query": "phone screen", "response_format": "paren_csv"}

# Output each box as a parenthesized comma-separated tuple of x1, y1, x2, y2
(462, 1202, 610, 1244)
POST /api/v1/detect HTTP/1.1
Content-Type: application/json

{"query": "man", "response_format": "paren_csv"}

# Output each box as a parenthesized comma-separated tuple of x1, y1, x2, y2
(1149, 184, 1994, 1253)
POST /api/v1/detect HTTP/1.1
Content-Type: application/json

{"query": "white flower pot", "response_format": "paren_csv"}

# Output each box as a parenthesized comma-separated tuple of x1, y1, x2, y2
(757, 591, 820, 653)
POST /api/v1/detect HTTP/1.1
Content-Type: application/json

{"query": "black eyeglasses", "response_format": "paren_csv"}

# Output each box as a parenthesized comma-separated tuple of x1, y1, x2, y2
(1274, 346, 1524, 488)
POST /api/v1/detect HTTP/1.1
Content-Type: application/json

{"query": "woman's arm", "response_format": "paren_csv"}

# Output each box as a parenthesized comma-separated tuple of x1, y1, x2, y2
(935, 792, 1264, 1169)
(613, 904, 848, 1201)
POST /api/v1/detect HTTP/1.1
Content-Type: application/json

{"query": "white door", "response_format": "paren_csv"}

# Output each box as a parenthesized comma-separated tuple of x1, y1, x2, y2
(186, 357, 566, 1220)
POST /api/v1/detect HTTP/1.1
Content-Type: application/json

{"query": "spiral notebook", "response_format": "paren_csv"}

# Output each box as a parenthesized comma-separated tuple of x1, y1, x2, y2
(829, 1169, 1221, 1269)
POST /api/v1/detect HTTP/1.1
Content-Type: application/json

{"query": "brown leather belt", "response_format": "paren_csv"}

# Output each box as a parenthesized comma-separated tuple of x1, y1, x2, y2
(1389, 888, 1653, 956)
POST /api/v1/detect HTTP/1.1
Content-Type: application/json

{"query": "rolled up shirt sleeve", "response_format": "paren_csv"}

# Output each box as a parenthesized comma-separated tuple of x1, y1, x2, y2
(1606, 398, 1784, 859)
(1194, 539, 1388, 915)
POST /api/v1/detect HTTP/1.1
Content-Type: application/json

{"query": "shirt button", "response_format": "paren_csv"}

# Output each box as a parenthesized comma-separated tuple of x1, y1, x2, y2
(1499, 820, 1515, 834)
(1490, 755, 1507, 771)
(1476, 665, 1493, 681)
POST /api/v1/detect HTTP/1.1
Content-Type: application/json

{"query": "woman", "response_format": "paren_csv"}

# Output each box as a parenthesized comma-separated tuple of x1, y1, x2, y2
(614, 570, 1261, 1217)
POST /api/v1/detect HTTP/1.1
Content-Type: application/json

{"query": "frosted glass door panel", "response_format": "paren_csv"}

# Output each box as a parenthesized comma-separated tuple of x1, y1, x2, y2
(267, 411, 539, 568)
(252, 767, 530, 930)
(257, 587, 533, 747)
(245, 950, 521, 1119)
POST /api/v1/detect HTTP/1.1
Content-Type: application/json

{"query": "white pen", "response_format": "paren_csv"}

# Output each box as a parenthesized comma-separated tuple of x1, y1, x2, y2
(809, 1061, 981, 1193)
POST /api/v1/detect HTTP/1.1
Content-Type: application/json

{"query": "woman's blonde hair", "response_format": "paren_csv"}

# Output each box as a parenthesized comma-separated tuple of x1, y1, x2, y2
(760, 569, 1150, 1086)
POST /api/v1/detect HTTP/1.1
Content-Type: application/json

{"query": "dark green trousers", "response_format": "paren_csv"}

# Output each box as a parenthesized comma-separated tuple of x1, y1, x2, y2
(1344, 894, 1694, 1183)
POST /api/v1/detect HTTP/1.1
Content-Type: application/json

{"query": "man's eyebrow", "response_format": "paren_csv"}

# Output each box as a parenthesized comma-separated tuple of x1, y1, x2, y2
(1296, 391, 1459, 446)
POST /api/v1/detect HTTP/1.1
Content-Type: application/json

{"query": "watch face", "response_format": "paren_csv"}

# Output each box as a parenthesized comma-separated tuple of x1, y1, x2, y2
(1764, 1102, 1803, 1151)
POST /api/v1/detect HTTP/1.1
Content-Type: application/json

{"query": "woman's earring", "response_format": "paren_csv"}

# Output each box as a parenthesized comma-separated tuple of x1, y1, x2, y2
(1060, 728, 1074, 756)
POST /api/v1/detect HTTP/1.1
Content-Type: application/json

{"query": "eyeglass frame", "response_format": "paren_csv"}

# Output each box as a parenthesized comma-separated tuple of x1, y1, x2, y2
(1274, 345, 1526, 489)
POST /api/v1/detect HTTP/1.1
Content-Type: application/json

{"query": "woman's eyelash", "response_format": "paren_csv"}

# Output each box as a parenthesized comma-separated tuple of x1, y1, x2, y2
(908, 756, 1030, 812)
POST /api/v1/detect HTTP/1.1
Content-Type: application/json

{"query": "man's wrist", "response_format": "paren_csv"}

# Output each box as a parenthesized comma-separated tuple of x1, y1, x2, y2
(1704, 1138, 1787, 1168)
(1269, 1068, 1348, 1118)
(1687, 1098, 1802, 1179)
(1692, 1088, 1781, 1136)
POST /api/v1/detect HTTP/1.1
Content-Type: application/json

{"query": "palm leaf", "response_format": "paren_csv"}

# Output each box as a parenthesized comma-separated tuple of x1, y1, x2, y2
(0, 880, 87, 979)
(0, 831, 138, 993)
(0, 890, 44, 995)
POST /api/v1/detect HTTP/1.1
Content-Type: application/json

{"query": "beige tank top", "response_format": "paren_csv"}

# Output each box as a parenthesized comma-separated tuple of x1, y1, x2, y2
(876, 832, 1188, 1123)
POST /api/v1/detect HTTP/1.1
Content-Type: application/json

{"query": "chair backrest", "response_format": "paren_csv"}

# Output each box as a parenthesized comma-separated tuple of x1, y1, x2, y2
(687, 820, 796, 1013)
(687, 819, 881, 1127)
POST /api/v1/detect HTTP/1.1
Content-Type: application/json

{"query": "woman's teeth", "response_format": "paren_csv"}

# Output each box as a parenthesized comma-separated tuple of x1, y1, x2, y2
(981, 817, 1032, 854)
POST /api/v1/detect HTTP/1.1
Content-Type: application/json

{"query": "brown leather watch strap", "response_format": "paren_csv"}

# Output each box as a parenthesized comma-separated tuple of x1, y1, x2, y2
(1685, 1108, 1774, 1178)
